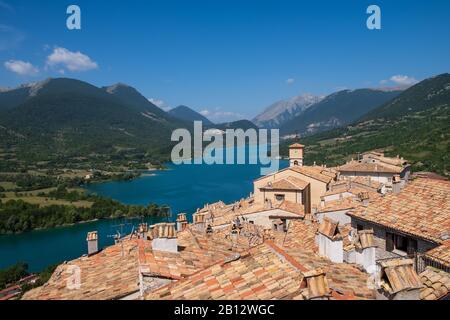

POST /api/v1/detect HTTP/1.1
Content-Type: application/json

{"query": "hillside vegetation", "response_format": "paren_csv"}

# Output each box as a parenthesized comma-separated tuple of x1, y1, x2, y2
(282, 74, 450, 178)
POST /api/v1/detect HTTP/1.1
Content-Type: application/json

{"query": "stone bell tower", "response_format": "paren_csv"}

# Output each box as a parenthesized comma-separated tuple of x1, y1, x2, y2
(289, 143, 304, 167)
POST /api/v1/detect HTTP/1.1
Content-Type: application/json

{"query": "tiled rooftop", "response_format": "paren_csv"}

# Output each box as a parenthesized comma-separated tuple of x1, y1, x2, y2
(23, 238, 141, 300)
(348, 178, 450, 243)
(145, 240, 374, 300)
(338, 161, 404, 174)
(419, 267, 450, 300)
(145, 243, 304, 300)
(424, 239, 450, 267)
(290, 166, 336, 184)
(260, 176, 309, 191)
(378, 259, 423, 295)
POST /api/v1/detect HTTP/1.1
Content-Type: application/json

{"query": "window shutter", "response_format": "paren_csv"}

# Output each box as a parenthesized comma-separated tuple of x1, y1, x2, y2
(407, 238, 418, 255)
(386, 232, 394, 252)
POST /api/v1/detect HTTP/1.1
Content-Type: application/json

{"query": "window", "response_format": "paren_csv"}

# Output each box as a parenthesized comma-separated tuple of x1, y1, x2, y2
(386, 232, 417, 255)
(394, 234, 408, 252)
(275, 194, 285, 201)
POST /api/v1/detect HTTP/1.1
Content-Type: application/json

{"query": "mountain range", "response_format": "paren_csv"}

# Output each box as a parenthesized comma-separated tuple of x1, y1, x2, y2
(252, 94, 324, 129)
(253, 89, 403, 135)
(283, 73, 450, 177)
(168, 105, 214, 125)
(0, 78, 257, 164)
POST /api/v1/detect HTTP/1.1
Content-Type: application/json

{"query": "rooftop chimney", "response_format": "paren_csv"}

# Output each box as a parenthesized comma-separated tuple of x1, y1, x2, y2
(376, 258, 423, 300)
(392, 175, 402, 194)
(317, 218, 343, 263)
(300, 269, 331, 300)
(358, 191, 370, 207)
(138, 223, 148, 239)
(150, 223, 178, 253)
(192, 212, 209, 232)
(86, 231, 99, 255)
(176, 213, 188, 231)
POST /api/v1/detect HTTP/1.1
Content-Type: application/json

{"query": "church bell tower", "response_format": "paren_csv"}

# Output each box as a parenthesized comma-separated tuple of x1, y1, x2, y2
(289, 143, 304, 167)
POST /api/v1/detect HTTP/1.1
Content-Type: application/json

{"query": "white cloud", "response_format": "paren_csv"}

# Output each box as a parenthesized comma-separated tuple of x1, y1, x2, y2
(4, 60, 38, 76)
(200, 109, 210, 116)
(286, 78, 295, 85)
(148, 98, 171, 111)
(389, 75, 418, 86)
(46, 47, 98, 72)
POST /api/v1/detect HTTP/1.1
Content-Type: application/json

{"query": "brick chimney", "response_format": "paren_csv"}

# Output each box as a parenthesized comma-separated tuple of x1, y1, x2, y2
(86, 231, 99, 255)
(176, 213, 188, 231)
(150, 223, 178, 253)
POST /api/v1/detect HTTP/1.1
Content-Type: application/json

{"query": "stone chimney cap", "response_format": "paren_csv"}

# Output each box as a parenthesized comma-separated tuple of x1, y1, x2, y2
(138, 223, 148, 233)
(318, 217, 341, 240)
(150, 223, 177, 239)
(301, 268, 331, 300)
(193, 212, 208, 224)
(86, 231, 98, 241)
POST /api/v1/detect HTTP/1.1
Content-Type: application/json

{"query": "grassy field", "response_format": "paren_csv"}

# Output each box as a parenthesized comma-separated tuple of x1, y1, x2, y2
(1, 186, 94, 208)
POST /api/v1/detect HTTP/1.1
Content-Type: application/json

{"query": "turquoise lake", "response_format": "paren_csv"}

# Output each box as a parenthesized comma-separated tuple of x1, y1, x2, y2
(0, 147, 287, 272)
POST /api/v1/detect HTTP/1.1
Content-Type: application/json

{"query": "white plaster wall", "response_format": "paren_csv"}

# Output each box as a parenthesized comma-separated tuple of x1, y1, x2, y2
(243, 209, 299, 228)
(152, 238, 178, 253)
(323, 192, 353, 203)
(340, 172, 392, 184)
(317, 233, 343, 263)
(356, 247, 376, 274)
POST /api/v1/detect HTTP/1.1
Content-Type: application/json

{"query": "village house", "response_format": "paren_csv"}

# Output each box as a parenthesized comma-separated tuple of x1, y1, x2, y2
(20, 146, 450, 301)
(347, 177, 450, 273)
(337, 151, 411, 190)
(253, 143, 337, 212)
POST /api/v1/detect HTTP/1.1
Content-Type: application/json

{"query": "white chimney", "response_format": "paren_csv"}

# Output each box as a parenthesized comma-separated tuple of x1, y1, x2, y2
(86, 231, 99, 255)
(150, 223, 178, 253)
(176, 213, 188, 231)
(392, 175, 402, 194)
(317, 218, 343, 263)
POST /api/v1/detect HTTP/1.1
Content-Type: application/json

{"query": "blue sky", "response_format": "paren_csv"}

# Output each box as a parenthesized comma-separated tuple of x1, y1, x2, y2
(1, 0, 449, 122)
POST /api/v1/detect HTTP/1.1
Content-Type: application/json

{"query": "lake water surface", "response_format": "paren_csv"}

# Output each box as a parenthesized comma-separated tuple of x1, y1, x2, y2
(0, 148, 287, 271)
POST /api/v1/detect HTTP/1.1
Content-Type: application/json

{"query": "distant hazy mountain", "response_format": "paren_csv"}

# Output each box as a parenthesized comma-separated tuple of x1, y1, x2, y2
(0, 78, 188, 161)
(283, 73, 450, 178)
(210, 119, 258, 131)
(280, 88, 402, 135)
(168, 105, 214, 125)
(361, 73, 450, 121)
(253, 94, 324, 128)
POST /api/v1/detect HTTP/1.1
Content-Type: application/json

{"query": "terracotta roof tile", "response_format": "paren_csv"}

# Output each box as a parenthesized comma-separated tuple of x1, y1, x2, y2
(379, 259, 423, 294)
(261, 176, 309, 191)
(338, 161, 404, 174)
(419, 267, 450, 300)
(348, 178, 450, 243)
